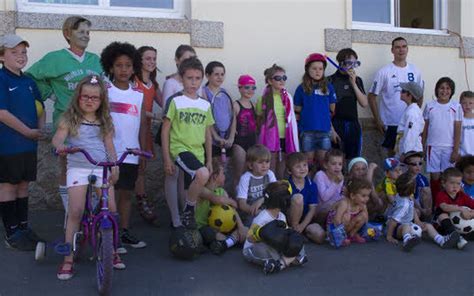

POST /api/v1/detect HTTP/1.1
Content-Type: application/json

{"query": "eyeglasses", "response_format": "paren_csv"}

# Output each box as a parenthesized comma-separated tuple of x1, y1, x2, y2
(80, 95, 101, 102)
(341, 60, 361, 68)
(272, 75, 287, 82)
(407, 162, 423, 166)
(240, 85, 257, 90)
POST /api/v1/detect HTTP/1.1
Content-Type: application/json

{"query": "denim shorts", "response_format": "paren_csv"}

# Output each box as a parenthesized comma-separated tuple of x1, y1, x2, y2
(300, 131, 331, 152)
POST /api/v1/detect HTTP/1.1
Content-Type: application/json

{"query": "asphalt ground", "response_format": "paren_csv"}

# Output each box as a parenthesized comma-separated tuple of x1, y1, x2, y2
(0, 209, 473, 296)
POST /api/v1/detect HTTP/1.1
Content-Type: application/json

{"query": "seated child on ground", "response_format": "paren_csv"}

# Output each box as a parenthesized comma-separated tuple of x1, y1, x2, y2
(347, 157, 383, 219)
(196, 159, 247, 255)
(386, 172, 460, 252)
(455, 155, 474, 198)
(326, 177, 371, 246)
(313, 149, 344, 226)
(243, 181, 306, 275)
(237, 144, 276, 226)
(402, 151, 432, 221)
(286, 152, 325, 244)
(434, 167, 474, 247)
(376, 157, 403, 213)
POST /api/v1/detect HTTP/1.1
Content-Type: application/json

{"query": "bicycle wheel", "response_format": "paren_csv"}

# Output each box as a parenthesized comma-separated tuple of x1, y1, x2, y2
(96, 228, 114, 295)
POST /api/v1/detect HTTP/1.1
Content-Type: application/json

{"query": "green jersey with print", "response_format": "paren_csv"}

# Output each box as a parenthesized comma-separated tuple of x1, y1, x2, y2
(27, 49, 102, 126)
(196, 187, 225, 229)
(164, 93, 214, 163)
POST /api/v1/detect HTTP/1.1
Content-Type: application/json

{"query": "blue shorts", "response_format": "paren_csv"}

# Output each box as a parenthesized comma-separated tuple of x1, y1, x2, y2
(300, 131, 331, 153)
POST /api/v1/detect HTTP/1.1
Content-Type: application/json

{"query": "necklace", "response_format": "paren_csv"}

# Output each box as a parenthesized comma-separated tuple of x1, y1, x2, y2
(83, 117, 98, 124)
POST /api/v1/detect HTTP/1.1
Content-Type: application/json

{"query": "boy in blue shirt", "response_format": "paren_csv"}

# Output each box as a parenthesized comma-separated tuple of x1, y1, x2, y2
(456, 155, 474, 198)
(0, 34, 45, 251)
(286, 152, 325, 243)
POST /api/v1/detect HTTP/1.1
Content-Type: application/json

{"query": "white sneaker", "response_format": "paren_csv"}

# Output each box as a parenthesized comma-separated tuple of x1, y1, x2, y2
(116, 246, 128, 254)
(457, 236, 468, 250)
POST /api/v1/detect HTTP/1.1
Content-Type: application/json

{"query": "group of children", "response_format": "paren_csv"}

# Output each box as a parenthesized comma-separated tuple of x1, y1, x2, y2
(1, 19, 474, 279)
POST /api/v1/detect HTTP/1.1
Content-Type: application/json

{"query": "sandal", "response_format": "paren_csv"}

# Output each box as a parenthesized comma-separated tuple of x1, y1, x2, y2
(57, 261, 74, 281)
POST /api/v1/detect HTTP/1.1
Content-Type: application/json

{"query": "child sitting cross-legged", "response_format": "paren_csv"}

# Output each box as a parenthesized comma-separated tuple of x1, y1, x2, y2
(196, 159, 247, 255)
(286, 152, 325, 244)
(386, 172, 459, 252)
(243, 181, 307, 275)
(376, 157, 403, 213)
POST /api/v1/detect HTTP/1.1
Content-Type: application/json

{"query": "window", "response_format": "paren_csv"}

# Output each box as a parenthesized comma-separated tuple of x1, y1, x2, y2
(352, 0, 447, 33)
(17, 0, 185, 19)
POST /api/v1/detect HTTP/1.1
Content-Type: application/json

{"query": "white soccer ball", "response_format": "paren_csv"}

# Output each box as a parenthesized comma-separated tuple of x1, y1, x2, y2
(449, 207, 474, 234)
(410, 223, 422, 238)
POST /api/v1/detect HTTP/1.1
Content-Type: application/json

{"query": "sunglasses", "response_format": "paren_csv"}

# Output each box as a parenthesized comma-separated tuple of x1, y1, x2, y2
(80, 94, 101, 102)
(407, 162, 423, 166)
(272, 75, 287, 82)
(240, 85, 257, 90)
(342, 60, 361, 68)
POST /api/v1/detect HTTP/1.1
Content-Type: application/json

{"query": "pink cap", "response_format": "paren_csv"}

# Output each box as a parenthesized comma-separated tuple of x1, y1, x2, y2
(238, 74, 256, 86)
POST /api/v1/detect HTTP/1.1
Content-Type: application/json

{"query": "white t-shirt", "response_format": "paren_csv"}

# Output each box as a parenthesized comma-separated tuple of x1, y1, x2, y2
(108, 83, 143, 164)
(369, 63, 424, 126)
(162, 76, 183, 106)
(397, 103, 424, 154)
(460, 117, 474, 156)
(243, 209, 286, 249)
(237, 170, 277, 205)
(423, 100, 463, 147)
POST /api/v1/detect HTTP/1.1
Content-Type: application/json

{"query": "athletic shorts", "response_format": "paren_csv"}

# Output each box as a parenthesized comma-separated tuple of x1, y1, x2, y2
(67, 167, 103, 188)
(426, 146, 454, 173)
(115, 163, 139, 191)
(0, 152, 37, 184)
(234, 136, 256, 151)
(381, 125, 398, 150)
(212, 145, 233, 158)
(300, 131, 331, 153)
(332, 119, 362, 159)
(175, 151, 205, 190)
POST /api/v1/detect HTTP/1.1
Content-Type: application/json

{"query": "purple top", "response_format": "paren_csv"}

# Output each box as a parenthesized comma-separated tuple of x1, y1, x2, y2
(313, 170, 344, 211)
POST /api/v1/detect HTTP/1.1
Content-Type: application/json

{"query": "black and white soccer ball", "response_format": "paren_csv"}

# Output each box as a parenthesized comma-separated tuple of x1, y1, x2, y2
(449, 207, 474, 234)
(409, 223, 422, 238)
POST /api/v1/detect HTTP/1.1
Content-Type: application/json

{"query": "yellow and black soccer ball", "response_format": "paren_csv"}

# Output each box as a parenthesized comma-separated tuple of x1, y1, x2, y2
(208, 204, 237, 234)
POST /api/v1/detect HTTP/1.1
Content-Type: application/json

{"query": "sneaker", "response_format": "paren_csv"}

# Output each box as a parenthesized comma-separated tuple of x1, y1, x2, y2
(292, 254, 308, 266)
(209, 240, 227, 255)
(113, 253, 126, 270)
(263, 259, 282, 275)
(342, 238, 351, 247)
(440, 231, 460, 249)
(120, 229, 147, 248)
(402, 235, 420, 252)
(4, 230, 36, 251)
(116, 246, 128, 255)
(349, 234, 366, 244)
(57, 261, 74, 281)
(181, 207, 197, 229)
(457, 236, 468, 250)
(136, 195, 159, 226)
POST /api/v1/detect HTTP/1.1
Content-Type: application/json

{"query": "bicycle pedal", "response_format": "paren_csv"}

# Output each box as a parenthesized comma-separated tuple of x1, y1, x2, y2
(54, 242, 72, 256)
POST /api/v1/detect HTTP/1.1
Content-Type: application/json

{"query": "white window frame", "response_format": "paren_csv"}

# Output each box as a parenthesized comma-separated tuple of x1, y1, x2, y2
(352, 0, 449, 36)
(16, 0, 188, 19)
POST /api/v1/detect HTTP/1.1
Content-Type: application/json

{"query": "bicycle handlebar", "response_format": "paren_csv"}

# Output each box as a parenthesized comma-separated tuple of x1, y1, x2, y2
(57, 147, 152, 167)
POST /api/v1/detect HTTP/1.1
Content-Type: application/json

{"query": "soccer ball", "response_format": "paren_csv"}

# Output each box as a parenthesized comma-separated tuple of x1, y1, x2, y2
(410, 223, 422, 238)
(208, 204, 237, 234)
(449, 207, 474, 234)
(169, 227, 203, 260)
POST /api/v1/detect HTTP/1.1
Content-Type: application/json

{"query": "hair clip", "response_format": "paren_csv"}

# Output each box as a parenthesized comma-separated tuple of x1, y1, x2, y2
(90, 76, 99, 84)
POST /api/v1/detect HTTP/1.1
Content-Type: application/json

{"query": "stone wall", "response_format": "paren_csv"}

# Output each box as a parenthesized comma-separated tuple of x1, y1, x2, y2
(30, 120, 385, 209)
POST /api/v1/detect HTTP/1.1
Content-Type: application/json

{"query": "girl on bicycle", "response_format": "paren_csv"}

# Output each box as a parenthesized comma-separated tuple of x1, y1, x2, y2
(52, 75, 122, 280)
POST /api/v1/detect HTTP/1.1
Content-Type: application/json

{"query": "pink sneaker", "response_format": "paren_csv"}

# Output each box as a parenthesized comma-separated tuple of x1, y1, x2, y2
(349, 234, 366, 244)
(113, 253, 126, 270)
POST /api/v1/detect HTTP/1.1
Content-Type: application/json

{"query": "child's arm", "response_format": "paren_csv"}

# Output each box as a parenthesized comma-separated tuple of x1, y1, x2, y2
(422, 119, 429, 152)
(420, 187, 432, 217)
(451, 120, 461, 163)
(200, 187, 237, 209)
(139, 100, 147, 152)
(440, 202, 474, 219)
(314, 172, 343, 203)
(367, 163, 378, 182)
(225, 108, 237, 148)
(104, 130, 119, 184)
(385, 219, 399, 244)
(0, 109, 43, 140)
(51, 121, 69, 153)
(205, 125, 213, 174)
(154, 84, 164, 108)
(349, 73, 368, 107)
(160, 118, 175, 176)
(237, 198, 252, 214)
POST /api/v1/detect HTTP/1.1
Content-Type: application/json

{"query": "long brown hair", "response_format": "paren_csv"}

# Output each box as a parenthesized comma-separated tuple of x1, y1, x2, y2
(302, 61, 328, 95)
(259, 64, 285, 129)
(60, 75, 114, 138)
(135, 46, 159, 90)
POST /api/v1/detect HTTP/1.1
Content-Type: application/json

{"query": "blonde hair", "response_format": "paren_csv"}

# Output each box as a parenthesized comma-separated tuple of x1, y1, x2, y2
(60, 75, 114, 138)
(246, 144, 271, 164)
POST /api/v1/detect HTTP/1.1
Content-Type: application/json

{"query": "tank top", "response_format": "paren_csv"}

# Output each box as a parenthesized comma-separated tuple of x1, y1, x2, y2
(67, 123, 107, 170)
(235, 100, 257, 138)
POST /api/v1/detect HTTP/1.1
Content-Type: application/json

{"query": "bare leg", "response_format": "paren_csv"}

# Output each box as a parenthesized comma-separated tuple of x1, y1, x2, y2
(164, 169, 181, 227)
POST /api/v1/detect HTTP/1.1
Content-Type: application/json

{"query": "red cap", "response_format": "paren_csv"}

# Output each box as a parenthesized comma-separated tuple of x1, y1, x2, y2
(305, 53, 327, 68)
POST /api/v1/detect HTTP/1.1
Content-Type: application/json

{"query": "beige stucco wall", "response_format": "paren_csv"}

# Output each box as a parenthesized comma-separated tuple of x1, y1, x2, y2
(7, 0, 474, 121)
